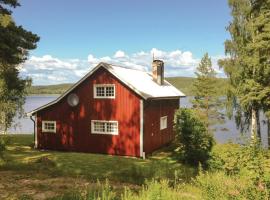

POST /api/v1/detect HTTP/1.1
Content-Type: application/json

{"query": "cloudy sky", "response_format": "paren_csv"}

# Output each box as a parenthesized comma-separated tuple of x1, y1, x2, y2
(13, 0, 231, 85)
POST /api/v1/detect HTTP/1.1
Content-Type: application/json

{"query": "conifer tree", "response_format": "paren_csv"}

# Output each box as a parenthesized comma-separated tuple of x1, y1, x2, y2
(0, 1, 39, 133)
(192, 53, 223, 132)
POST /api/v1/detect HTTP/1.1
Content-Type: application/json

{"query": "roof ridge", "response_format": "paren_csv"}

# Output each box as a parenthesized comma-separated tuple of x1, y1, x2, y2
(107, 63, 148, 72)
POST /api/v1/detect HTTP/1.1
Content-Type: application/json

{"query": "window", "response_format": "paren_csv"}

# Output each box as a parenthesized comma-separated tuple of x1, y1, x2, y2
(91, 120, 118, 135)
(160, 116, 167, 130)
(42, 121, 56, 133)
(94, 84, 115, 98)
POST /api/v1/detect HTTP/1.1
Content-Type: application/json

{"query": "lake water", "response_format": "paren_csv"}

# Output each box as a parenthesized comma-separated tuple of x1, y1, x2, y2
(8, 96, 269, 147)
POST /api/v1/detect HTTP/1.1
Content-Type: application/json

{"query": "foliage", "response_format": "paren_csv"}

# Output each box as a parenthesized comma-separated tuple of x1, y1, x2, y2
(0, 0, 39, 133)
(51, 179, 201, 200)
(0, 137, 6, 159)
(174, 108, 215, 166)
(195, 170, 270, 200)
(1, 134, 270, 199)
(50, 180, 116, 200)
(0, 135, 9, 160)
(218, 0, 270, 139)
(192, 53, 224, 130)
(197, 140, 270, 200)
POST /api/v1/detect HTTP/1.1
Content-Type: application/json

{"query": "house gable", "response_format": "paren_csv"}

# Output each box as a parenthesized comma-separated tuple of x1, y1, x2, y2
(36, 66, 142, 157)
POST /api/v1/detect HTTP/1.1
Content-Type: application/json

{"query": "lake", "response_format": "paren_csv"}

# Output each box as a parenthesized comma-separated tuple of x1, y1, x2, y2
(8, 96, 269, 147)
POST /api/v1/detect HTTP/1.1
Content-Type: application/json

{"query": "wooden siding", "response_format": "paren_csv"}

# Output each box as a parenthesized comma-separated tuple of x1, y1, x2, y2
(143, 98, 179, 154)
(36, 67, 141, 157)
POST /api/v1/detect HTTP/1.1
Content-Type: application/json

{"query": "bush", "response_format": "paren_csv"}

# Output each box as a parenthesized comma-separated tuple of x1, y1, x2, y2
(195, 170, 270, 200)
(204, 141, 270, 199)
(50, 179, 116, 200)
(0, 136, 9, 160)
(174, 108, 214, 166)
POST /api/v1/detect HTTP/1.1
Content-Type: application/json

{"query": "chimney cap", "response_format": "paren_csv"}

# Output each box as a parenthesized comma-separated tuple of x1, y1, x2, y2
(153, 59, 164, 63)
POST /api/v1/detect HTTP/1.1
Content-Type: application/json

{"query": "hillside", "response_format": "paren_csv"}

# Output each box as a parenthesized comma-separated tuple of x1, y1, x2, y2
(28, 77, 228, 96)
(166, 77, 228, 96)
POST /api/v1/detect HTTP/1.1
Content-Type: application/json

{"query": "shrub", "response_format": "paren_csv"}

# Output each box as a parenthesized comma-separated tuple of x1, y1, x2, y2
(0, 136, 9, 160)
(174, 108, 214, 166)
(205, 141, 270, 199)
(50, 179, 116, 200)
(122, 180, 186, 200)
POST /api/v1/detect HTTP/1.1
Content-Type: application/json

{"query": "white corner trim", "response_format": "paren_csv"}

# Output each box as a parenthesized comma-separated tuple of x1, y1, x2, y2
(140, 100, 144, 158)
(35, 114, 38, 148)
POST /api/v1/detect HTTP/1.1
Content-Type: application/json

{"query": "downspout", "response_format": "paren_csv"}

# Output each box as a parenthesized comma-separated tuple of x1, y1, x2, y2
(140, 99, 145, 159)
(30, 115, 36, 148)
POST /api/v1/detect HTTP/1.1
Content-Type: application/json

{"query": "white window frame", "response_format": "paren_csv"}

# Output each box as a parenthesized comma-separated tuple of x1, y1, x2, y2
(94, 84, 115, 99)
(160, 116, 167, 130)
(91, 120, 118, 135)
(42, 121, 56, 133)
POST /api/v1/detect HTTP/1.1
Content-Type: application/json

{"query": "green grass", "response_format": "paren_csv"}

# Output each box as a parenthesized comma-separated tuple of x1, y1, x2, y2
(0, 134, 199, 199)
(1, 134, 269, 199)
(0, 134, 197, 185)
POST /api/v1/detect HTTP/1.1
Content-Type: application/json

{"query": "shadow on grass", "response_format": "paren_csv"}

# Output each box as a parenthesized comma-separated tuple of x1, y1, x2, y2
(0, 135, 198, 185)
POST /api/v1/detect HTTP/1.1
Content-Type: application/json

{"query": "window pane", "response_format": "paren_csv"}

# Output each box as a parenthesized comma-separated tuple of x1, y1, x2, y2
(106, 86, 114, 97)
(160, 116, 167, 130)
(94, 121, 105, 132)
(96, 87, 105, 97)
(42, 121, 56, 133)
(106, 122, 117, 133)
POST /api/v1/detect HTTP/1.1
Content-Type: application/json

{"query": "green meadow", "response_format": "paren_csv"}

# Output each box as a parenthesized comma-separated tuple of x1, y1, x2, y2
(0, 134, 269, 200)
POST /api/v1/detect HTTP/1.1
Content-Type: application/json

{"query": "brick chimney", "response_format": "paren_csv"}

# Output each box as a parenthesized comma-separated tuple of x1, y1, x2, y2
(152, 59, 164, 85)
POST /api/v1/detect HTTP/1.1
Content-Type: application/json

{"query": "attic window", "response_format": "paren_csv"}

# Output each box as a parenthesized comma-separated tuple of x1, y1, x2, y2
(160, 116, 167, 130)
(94, 84, 115, 99)
(91, 120, 118, 135)
(42, 121, 56, 133)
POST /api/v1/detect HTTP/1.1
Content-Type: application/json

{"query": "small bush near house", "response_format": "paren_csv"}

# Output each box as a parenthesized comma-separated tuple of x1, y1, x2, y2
(174, 108, 214, 166)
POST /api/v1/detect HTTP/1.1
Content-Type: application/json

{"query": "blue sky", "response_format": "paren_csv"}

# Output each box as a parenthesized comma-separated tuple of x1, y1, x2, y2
(13, 0, 231, 85)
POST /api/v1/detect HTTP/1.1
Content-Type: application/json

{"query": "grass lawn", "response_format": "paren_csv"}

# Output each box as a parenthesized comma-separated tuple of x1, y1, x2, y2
(0, 134, 197, 200)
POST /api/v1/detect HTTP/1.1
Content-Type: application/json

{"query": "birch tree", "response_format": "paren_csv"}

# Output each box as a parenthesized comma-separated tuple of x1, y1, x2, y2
(219, 0, 270, 142)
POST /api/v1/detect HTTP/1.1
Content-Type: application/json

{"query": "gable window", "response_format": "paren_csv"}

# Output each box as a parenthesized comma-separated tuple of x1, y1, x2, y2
(94, 84, 115, 98)
(160, 116, 167, 130)
(42, 121, 56, 133)
(91, 120, 118, 135)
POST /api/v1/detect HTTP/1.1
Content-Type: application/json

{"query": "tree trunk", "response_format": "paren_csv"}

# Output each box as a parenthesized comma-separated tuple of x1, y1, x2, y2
(256, 110, 261, 140)
(251, 108, 258, 139)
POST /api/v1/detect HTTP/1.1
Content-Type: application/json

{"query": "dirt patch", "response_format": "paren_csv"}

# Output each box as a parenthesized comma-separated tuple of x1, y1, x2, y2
(0, 171, 141, 200)
(0, 171, 89, 199)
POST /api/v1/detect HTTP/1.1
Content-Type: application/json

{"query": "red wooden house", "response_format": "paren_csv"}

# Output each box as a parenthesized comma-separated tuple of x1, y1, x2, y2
(28, 60, 185, 158)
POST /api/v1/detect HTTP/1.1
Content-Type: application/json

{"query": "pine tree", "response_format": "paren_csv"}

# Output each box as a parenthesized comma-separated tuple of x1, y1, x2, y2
(0, 1, 39, 133)
(192, 53, 224, 132)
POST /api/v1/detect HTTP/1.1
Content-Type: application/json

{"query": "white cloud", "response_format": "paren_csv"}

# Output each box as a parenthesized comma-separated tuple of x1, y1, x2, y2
(114, 50, 126, 58)
(19, 48, 225, 85)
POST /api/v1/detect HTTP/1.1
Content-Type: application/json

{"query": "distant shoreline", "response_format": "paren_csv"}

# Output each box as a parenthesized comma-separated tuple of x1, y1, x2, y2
(27, 77, 228, 96)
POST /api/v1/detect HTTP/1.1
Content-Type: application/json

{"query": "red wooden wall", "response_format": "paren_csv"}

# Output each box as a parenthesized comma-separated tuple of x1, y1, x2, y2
(36, 67, 141, 157)
(143, 99, 179, 154)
